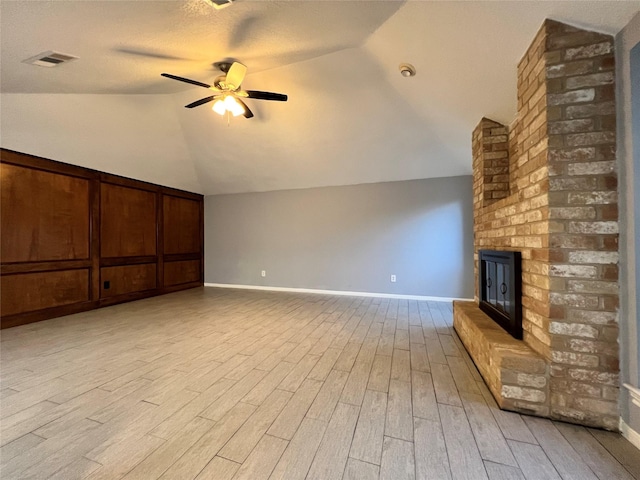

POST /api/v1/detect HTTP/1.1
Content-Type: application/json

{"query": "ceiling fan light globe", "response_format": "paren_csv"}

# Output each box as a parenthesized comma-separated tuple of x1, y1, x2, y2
(224, 96, 245, 116)
(212, 99, 226, 115)
(230, 102, 245, 117)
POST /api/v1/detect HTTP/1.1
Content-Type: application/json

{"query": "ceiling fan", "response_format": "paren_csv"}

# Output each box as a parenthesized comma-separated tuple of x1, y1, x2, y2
(161, 61, 287, 119)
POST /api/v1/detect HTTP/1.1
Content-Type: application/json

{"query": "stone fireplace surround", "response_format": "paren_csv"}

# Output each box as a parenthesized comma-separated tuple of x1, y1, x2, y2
(454, 19, 620, 430)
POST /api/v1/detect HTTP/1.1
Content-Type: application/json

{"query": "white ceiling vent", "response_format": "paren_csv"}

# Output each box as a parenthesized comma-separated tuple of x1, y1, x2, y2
(23, 51, 78, 68)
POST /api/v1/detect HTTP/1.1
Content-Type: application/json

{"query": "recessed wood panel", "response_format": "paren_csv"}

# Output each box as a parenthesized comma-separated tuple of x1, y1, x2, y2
(1, 269, 90, 316)
(1, 163, 90, 263)
(101, 183, 156, 258)
(164, 260, 200, 287)
(1, 149, 202, 328)
(163, 195, 200, 254)
(101, 263, 157, 298)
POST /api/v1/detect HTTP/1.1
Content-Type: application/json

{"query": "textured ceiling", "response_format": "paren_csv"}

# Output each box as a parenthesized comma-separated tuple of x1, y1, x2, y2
(1, 1, 638, 195)
(0, 0, 403, 94)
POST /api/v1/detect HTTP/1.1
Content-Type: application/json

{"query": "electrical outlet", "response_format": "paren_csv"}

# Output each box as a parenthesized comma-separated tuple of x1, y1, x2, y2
(103, 280, 110, 289)
(390, 275, 396, 283)
(261, 270, 266, 277)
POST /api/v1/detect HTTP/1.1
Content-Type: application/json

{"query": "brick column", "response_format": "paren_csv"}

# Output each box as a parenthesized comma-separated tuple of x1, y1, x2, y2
(544, 21, 619, 429)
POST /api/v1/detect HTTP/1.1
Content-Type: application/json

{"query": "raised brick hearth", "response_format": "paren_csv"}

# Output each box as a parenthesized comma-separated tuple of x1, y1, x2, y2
(454, 19, 619, 430)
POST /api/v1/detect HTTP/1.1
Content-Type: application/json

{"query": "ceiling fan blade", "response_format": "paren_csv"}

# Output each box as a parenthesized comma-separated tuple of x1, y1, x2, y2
(225, 62, 247, 90)
(236, 98, 254, 119)
(161, 73, 212, 89)
(185, 95, 218, 108)
(116, 48, 194, 61)
(246, 90, 288, 101)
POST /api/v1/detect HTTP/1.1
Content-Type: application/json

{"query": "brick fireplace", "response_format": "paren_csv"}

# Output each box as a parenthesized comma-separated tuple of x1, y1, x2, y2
(453, 19, 619, 430)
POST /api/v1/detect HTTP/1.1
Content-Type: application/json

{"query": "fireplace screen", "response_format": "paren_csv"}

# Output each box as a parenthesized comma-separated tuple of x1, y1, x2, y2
(479, 250, 523, 339)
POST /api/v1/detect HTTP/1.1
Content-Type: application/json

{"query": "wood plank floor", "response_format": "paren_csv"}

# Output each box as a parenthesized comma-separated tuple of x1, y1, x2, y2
(1, 287, 638, 480)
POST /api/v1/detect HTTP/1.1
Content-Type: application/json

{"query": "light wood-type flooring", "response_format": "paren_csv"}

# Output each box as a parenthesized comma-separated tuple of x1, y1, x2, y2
(1, 287, 639, 480)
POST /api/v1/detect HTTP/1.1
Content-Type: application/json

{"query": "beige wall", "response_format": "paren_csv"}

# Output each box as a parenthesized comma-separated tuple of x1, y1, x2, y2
(204, 176, 474, 299)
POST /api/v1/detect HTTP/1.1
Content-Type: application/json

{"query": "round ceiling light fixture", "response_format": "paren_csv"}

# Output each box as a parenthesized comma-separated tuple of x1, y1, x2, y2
(399, 63, 416, 77)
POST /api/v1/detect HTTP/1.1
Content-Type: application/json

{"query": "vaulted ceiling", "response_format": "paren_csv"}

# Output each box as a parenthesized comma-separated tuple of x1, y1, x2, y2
(1, 1, 638, 194)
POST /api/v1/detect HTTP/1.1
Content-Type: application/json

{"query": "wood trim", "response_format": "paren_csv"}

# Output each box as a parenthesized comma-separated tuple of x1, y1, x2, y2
(200, 198, 205, 283)
(99, 174, 159, 193)
(98, 291, 156, 308)
(0, 301, 98, 329)
(164, 253, 201, 263)
(0, 149, 96, 180)
(99, 176, 202, 200)
(90, 178, 101, 301)
(1, 149, 204, 329)
(1, 260, 92, 275)
(100, 256, 158, 267)
(0, 280, 202, 328)
(159, 190, 204, 202)
(98, 283, 201, 307)
(157, 191, 165, 288)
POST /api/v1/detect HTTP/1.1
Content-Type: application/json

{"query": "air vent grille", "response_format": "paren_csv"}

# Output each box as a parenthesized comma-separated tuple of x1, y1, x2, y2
(23, 51, 79, 68)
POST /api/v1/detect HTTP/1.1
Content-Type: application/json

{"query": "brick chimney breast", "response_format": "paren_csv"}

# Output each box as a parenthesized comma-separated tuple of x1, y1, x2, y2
(454, 19, 619, 430)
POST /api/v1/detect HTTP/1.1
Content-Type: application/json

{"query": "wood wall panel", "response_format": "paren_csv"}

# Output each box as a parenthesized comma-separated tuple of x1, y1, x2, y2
(101, 183, 157, 258)
(1, 149, 203, 328)
(1, 163, 90, 263)
(164, 260, 201, 287)
(163, 195, 200, 254)
(101, 264, 157, 298)
(1, 269, 90, 316)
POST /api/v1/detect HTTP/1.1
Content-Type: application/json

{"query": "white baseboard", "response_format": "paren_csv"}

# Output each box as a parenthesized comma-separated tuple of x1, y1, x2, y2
(620, 417, 640, 450)
(623, 383, 640, 409)
(204, 283, 472, 302)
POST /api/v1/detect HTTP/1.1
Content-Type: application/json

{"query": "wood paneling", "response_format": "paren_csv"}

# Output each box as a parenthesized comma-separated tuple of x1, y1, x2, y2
(164, 260, 201, 287)
(163, 195, 200, 254)
(101, 264, 157, 298)
(1, 163, 90, 263)
(1, 269, 90, 316)
(101, 183, 157, 258)
(1, 149, 203, 328)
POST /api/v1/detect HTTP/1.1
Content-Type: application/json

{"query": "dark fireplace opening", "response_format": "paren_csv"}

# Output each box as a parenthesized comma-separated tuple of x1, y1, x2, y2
(479, 250, 523, 340)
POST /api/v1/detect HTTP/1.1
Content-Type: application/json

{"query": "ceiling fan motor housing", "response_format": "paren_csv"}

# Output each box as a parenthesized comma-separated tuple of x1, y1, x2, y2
(213, 75, 227, 89)
(203, 0, 234, 10)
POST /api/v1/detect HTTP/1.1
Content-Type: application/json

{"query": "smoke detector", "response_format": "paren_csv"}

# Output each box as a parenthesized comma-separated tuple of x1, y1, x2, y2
(202, 0, 234, 9)
(399, 63, 416, 77)
(23, 51, 78, 68)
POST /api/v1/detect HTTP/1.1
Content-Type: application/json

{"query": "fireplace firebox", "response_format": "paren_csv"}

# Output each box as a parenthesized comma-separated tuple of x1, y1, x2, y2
(479, 250, 522, 339)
